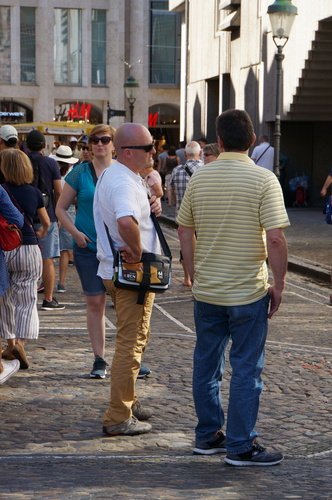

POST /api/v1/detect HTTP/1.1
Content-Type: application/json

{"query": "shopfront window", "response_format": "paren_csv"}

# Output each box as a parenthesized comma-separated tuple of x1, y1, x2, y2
(149, 1, 180, 87)
(148, 103, 180, 147)
(54, 8, 82, 85)
(54, 102, 101, 124)
(0, 6, 11, 84)
(91, 9, 106, 85)
(20, 7, 36, 83)
(0, 101, 32, 125)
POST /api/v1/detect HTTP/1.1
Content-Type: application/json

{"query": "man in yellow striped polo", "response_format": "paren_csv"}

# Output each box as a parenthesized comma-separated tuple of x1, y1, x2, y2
(177, 109, 289, 467)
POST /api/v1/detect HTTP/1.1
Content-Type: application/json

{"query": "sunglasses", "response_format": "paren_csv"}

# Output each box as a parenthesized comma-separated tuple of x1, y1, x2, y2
(89, 136, 112, 145)
(81, 146, 90, 151)
(121, 143, 155, 153)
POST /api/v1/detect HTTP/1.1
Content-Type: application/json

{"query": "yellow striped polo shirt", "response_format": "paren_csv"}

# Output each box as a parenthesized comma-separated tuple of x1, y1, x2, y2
(176, 152, 290, 306)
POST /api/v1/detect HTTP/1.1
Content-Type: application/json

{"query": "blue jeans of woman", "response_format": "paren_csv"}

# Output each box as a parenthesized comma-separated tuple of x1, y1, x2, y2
(193, 294, 270, 454)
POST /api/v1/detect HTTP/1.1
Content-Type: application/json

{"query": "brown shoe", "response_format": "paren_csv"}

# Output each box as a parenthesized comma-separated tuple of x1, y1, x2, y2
(132, 400, 153, 420)
(102, 417, 152, 436)
(12, 344, 29, 370)
(1, 347, 16, 360)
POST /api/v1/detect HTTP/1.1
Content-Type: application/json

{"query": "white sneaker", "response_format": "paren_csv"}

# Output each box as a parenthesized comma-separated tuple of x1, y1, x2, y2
(0, 359, 20, 384)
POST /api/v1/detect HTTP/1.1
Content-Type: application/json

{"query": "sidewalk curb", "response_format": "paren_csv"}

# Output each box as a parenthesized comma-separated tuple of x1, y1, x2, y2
(159, 214, 177, 229)
(288, 258, 330, 283)
(159, 215, 331, 284)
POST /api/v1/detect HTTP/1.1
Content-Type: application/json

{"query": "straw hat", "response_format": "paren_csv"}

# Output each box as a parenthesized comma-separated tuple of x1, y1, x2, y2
(50, 145, 79, 164)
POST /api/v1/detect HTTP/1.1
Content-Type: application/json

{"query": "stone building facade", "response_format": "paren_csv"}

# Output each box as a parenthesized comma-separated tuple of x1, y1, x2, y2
(0, 0, 181, 149)
(170, 0, 332, 205)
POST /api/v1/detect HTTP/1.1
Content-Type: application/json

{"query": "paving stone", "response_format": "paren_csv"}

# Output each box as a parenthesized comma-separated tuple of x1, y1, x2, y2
(1, 210, 332, 498)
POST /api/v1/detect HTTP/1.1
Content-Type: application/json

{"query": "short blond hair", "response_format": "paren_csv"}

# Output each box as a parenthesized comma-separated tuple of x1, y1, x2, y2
(89, 124, 115, 141)
(0, 149, 34, 185)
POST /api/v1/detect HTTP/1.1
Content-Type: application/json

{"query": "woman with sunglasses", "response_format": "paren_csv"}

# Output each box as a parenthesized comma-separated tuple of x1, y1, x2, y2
(56, 124, 115, 379)
(203, 143, 220, 164)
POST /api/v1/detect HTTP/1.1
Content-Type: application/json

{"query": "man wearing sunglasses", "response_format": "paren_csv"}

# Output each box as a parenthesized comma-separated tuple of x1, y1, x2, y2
(78, 137, 93, 164)
(94, 123, 161, 437)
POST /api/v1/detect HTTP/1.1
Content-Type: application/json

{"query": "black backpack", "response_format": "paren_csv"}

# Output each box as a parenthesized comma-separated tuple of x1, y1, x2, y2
(27, 153, 50, 210)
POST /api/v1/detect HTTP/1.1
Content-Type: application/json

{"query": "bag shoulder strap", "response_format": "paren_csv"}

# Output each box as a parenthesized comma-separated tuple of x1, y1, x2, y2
(150, 211, 171, 259)
(28, 153, 48, 190)
(184, 165, 193, 177)
(103, 223, 117, 260)
(88, 161, 98, 186)
(27, 152, 43, 174)
(254, 145, 271, 164)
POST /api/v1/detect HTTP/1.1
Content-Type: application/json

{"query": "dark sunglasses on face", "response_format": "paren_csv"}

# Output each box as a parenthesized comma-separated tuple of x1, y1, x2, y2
(89, 136, 112, 145)
(121, 143, 155, 153)
(81, 146, 90, 151)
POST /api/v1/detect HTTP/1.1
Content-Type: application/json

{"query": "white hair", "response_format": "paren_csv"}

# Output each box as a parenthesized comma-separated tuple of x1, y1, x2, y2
(185, 141, 201, 157)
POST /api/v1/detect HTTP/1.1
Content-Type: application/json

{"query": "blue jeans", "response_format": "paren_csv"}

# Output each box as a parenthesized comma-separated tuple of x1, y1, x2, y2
(73, 244, 106, 296)
(193, 294, 270, 454)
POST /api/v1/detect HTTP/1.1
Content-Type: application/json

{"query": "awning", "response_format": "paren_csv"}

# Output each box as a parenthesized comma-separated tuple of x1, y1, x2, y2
(15, 121, 95, 136)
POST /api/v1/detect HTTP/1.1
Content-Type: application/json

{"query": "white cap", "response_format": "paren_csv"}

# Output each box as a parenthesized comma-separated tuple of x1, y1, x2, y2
(0, 125, 18, 141)
(69, 136, 78, 142)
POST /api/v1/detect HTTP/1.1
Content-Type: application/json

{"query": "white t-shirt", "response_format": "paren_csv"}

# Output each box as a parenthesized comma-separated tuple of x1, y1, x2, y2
(251, 142, 275, 172)
(93, 161, 160, 279)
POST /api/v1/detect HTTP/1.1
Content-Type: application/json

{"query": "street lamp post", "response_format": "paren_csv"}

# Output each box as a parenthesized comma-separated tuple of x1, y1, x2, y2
(267, 0, 297, 177)
(123, 76, 139, 123)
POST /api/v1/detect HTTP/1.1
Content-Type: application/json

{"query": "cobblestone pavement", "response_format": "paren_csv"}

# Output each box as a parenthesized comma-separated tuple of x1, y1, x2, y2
(0, 215, 331, 499)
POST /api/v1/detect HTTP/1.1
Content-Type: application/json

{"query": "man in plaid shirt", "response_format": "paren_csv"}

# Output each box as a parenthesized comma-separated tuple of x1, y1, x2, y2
(170, 141, 203, 286)
(170, 141, 203, 217)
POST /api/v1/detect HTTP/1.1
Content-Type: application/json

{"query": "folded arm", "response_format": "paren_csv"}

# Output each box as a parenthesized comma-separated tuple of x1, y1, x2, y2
(117, 215, 142, 263)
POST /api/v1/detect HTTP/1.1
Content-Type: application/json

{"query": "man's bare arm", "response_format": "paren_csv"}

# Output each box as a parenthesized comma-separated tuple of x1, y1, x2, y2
(178, 225, 196, 281)
(117, 215, 142, 263)
(266, 227, 288, 319)
(320, 174, 332, 197)
(53, 179, 62, 205)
